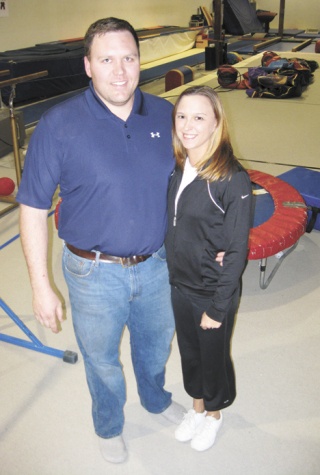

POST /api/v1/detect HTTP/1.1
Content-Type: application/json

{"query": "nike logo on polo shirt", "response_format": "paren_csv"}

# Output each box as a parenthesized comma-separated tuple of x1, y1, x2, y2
(241, 194, 249, 199)
(150, 132, 161, 138)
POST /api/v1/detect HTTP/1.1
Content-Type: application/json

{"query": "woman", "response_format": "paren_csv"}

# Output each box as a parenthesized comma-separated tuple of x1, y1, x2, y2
(165, 86, 252, 452)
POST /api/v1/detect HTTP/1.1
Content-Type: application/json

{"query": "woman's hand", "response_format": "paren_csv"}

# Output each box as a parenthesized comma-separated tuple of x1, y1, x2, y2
(200, 312, 222, 330)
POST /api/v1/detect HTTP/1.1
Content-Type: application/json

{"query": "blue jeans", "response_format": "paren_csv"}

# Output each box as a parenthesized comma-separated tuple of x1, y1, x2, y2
(62, 244, 174, 439)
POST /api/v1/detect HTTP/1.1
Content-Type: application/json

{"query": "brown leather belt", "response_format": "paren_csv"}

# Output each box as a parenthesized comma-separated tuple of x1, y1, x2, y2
(66, 243, 151, 267)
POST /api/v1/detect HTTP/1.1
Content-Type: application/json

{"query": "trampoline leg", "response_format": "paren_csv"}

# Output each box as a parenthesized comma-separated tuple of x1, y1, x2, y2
(0, 297, 78, 364)
(259, 241, 299, 290)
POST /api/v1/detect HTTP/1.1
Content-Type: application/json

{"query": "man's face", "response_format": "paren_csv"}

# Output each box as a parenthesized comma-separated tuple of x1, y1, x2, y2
(84, 30, 140, 117)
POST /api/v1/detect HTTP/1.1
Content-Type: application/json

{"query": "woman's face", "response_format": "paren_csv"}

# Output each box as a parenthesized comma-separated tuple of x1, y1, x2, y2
(175, 94, 218, 164)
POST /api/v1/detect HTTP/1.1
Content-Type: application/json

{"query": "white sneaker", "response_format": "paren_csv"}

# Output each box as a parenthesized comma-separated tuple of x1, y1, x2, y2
(161, 401, 186, 424)
(99, 435, 128, 464)
(191, 412, 223, 451)
(175, 409, 207, 442)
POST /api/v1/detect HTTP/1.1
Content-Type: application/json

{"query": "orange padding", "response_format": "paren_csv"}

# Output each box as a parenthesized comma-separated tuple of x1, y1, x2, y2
(248, 170, 307, 260)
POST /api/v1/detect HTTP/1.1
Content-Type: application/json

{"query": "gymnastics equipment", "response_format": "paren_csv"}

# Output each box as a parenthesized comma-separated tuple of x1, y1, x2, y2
(256, 10, 278, 34)
(0, 27, 202, 105)
(223, 0, 286, 37)
(0, 70, 48, 218)
(227, 37, 314, 56)
(278, 168, 320, 232)
(213, 0, 225, 68)
(0, 297, 78, 363)
(165, 65, 194, 92)
(223, 0, 263, 35)
(205, 45, 217, 70)
(248, 170, 307, 289)
(0, 177, 15, 195)
(0, 108, 25, 158)
(278, 0, 286, 37)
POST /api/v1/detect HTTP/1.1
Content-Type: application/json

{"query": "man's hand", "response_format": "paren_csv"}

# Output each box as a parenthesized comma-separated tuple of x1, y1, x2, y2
(33, 287, 64, 333)
(20, 204, 64, 334)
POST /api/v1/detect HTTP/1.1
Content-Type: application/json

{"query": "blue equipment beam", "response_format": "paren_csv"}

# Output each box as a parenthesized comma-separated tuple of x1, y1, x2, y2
(0, 297, 78, 364)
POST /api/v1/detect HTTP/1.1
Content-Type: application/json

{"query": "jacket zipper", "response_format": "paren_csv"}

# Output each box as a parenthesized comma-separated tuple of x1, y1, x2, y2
(173, 174, 198, 227)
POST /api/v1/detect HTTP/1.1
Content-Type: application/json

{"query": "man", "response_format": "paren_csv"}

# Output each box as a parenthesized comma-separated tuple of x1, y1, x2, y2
(16, 17, 185, 464)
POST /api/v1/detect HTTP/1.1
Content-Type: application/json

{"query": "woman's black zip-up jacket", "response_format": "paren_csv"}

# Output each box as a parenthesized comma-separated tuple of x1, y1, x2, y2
(165, 161, 252, 323)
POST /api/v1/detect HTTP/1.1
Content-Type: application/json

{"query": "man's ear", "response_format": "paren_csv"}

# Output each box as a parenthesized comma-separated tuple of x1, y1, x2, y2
(84, 56, 92, 78)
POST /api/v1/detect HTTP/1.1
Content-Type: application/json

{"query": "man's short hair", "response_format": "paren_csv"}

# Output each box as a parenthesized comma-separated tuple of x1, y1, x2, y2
(84, 17, 140, 58)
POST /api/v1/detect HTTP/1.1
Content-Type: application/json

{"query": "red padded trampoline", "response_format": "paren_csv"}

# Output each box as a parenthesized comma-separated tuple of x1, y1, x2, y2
(248, 169, 308, 288)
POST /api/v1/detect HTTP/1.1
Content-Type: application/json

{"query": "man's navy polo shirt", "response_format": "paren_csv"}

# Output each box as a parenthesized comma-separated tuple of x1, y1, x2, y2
(17, 83, 175, 256)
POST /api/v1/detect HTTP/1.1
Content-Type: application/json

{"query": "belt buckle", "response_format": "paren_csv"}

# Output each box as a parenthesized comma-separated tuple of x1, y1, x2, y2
(120, 257, 132, 267)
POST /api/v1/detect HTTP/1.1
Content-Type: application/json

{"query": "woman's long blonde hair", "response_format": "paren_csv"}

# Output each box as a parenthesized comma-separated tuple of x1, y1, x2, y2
(172, 85, 237, 182)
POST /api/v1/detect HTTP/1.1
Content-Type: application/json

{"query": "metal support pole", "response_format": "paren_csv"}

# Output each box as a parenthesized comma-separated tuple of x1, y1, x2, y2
(9, 86, 22, 186)
(278, 0, 285, 37)
(258, 242, 298, 289)
(213, 0, 224, 67)
(0, 297, 78, 364)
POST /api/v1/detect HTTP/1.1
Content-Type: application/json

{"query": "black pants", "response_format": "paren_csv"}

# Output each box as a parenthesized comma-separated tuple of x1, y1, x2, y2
(171, 285, 239, 412)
